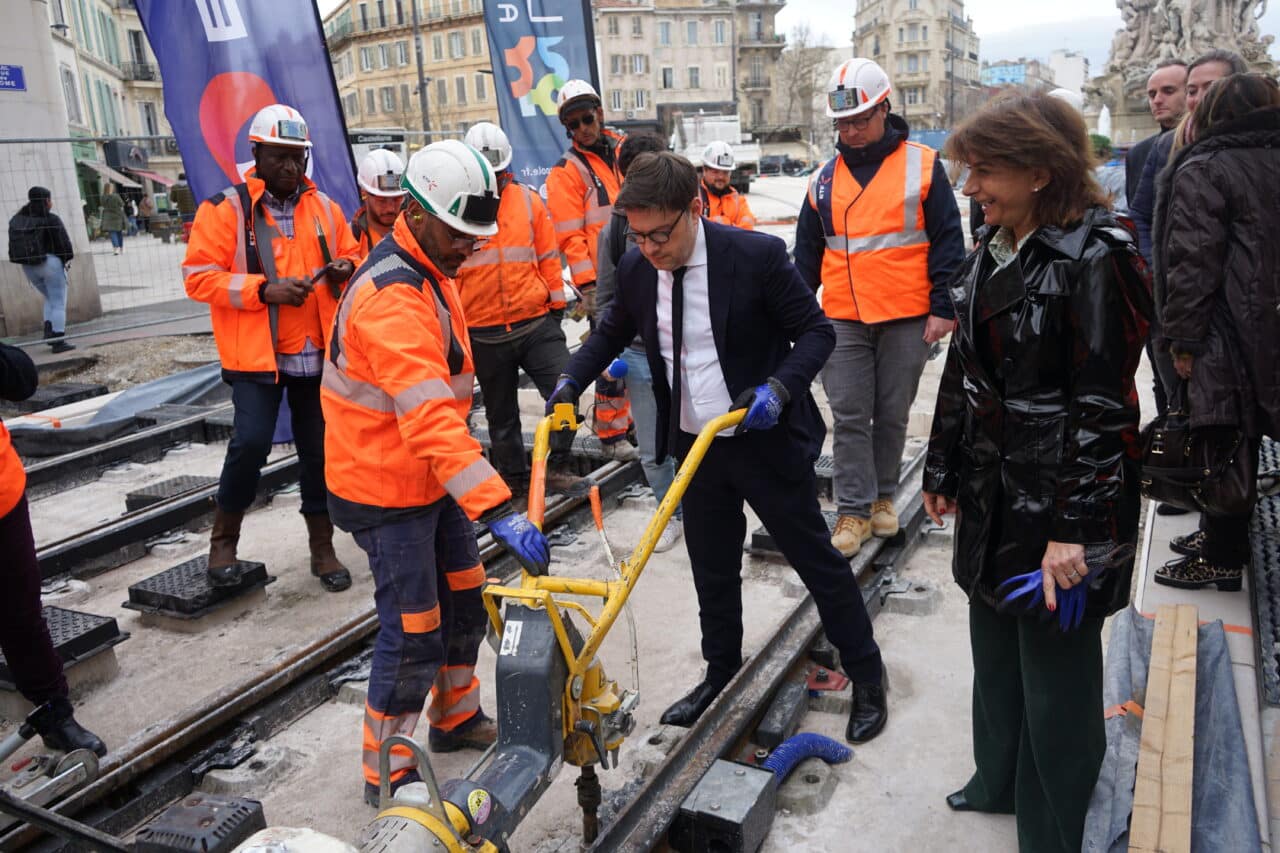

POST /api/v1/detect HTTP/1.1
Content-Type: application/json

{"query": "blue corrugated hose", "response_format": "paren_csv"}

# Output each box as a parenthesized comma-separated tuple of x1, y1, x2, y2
(760, 732, 853, 782)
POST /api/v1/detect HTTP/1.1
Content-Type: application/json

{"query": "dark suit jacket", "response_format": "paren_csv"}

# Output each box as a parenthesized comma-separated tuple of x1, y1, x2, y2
(1125, 131, 1162, 206)
(565, 219, 835, 476)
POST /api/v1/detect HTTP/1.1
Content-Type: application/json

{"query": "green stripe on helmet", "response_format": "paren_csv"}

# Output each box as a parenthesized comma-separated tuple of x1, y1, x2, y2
(463, 145, 493, 192)
(403, 181, 437, 216)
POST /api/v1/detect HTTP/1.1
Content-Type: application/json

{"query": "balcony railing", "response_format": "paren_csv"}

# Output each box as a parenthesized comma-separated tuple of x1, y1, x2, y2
(122, 61, 157, 82)
(742, 75, 771, 90)
(739, 32, 785, 47)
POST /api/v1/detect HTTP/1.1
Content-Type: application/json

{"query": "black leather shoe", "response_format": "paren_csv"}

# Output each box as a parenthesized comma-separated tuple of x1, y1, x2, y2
(659, 681, 722, 727)
(946, 790, 976, 812)
(29, 698, 107, 757)
(207, 562, 243, 587)
(846, 674, 888, 744)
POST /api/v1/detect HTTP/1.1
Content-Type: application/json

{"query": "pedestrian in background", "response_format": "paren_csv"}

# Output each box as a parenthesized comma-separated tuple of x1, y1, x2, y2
(137, 192, 155, 234)
(1152, 73, 1280, 592)
(99, 183, 126, 256)
(7, 186, 75, 352)
(170, 173, 197, 224)
(926, 91, 1148, 852)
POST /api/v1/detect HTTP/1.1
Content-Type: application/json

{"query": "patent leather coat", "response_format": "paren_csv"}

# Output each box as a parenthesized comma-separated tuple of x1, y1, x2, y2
(924, 207, 1151, 615)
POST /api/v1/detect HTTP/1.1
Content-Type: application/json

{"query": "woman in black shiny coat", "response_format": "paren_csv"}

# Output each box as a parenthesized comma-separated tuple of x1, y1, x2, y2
(922, 92, 1150, 852)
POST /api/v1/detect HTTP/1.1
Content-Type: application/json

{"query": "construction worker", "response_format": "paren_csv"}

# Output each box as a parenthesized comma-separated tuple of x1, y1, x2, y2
(793, 58, 964, 558)
(183, 103, 361, 591)
(457, 122, 584, 497)
(320, 140, 551, 806)
(545, 79, 637, 461)
(351, 149, 407, 258)
(699, 141, 755, 230)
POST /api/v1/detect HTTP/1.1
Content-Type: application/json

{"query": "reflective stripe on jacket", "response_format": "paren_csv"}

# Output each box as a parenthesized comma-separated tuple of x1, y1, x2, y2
(545, 130, 624, 286)
(0, 424, 25, 518)
(322, 214, 510, 522)
(700, 184, 756, 230)
(182, 173, 360, 382)
(807, 141, 935, 323)
(456, 179, 565, 330)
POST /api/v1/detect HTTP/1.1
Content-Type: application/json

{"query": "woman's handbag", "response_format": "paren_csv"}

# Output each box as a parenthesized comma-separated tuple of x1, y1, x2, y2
(1140, 382, 1256, 516)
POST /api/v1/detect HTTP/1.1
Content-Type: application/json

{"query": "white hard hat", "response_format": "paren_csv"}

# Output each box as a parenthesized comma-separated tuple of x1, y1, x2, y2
(357, 149, 407, 197)
(557, 79, 601, 120)
(248, 104, 312, 149)
(826, 58, 892, 119)
(1047, 88, 1084, 113)
(701, 141, 735, 171)
(402, 140, 500, 238)
(464, 122, 513, 172)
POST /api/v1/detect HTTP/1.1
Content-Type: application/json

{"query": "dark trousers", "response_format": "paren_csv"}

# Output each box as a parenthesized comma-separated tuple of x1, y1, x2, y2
(1200, 435, 1260, 569)
(470, 316, 572, 479)
(963, 597, 1104, 853)
(0, 495, 68, 705)
(218, 376, 328, 515)
(676, 432, 882, 688)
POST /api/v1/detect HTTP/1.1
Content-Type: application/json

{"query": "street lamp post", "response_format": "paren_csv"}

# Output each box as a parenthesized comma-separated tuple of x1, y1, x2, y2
(411, 0, 432, 136)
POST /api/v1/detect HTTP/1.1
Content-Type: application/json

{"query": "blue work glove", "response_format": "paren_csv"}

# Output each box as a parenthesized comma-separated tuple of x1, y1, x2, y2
(545, 374, 581, 416)
(995, 569, 1089, 631)
(482, 502, 550, 576)
(729, 377, 790, 435)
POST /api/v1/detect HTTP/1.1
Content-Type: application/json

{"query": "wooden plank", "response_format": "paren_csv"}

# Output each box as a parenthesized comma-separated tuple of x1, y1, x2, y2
(1130, 605, 1179, 852)
(1158, 604, 1198, 853)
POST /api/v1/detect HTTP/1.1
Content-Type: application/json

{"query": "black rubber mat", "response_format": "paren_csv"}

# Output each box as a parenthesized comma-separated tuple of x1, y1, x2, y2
(1251, 438, 1280, 705)
(125, 475, 219, 512)
(0, 606, 128, 690)
(5, 382, 108, 415)
(124, 556, 275, 619)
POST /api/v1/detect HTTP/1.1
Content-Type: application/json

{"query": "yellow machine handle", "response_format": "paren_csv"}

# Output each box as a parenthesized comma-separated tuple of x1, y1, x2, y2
(527, 402, 581, 530)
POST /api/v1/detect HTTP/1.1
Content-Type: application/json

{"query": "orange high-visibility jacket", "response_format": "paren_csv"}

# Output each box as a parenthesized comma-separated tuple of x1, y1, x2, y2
(806, 141, 936, 323)
(456, 177, 565, 331)
(0, 424, 25, 518)
(182, 172, 360, 382)
(322, 214, 511, 523)
(545, 130, 624, 287)
(700, 183, 756, 230)
(351, 206, 393, 261)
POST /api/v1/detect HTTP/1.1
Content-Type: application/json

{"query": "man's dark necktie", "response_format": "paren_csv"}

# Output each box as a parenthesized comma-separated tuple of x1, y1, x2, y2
(667, 266, 686, 457)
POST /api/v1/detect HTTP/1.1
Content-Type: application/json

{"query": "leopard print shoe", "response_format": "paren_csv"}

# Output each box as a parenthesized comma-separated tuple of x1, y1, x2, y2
(1169, 530, 1207, 557)
(1153, 554, 1243, 592)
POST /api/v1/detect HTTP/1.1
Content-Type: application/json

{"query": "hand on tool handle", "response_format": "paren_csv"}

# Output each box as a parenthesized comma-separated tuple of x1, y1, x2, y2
(481, 501, 550, 576)
(729, 377, 790, 435)
(545, 374, 581, 415)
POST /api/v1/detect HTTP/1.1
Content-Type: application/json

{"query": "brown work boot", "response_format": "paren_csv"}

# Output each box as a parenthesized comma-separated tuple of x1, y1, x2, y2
(207, 507, 245, 586)
(428, 710, 498, 753)
(870, 499, 899, 538)
(831, 515, 872, 558)
(304, 513, 353, 592)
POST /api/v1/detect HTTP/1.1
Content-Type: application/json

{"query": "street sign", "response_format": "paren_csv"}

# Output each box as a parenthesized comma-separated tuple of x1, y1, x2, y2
(0, 65, 27, 92)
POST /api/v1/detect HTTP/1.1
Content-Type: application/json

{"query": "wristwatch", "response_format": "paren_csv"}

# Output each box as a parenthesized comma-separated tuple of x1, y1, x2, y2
(257, 281, 269, 303)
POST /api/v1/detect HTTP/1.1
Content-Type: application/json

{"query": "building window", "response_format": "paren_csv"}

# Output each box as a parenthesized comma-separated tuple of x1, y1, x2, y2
(139, 100, 159, 136)
(906, 86, 920, 105)
(873, 35, 880, 55)
(432, 34, 443, 61)
(909, 0, 918, 8)
(686, 21, 697, 45)
(658, 21, 670, 45)
(897, 27, 903, 43)
(631, 16, 642, 36)
(49, 0, 68, 30)
(344, 92, 360, 118)
(750, 99, 764, 127)
(359, 2, 369, 30)
(747, 12, 762, 39)
(715, 64, 728, 89)
(751, 55, 764, 80)
(610, 54, 622, 76)
(360, 47, 374, 71)
(429, 0, 441, 17)
(661, 67, 673, 89)
(610, 89, 623, 111)
(907, 54, 918, 72)
(436, 77, 447, 105)
(401, 83, 412, 110)
(379, 44, 390, 69)
(381, 86, 396, 111)
(688, 66, 700, 89)
(714, 20, 726, 44)
(922, 25, 928, 41)
(634, 89, 646, 110)
(397, 40, 410, 65)
(907, 24, 918, 41)
(607, 16, 618, 36)
(472, 28, 483, 55)
(475, 72, 487, 101)
(376, 0, 387, 27)
(632, 54, 647, 74)
(449, 31, 464, 58)
(60, 64, 82, 124)
(395, 0, 404, 25)
(455, 75, 467, 104)
(365, 87, 377, 114)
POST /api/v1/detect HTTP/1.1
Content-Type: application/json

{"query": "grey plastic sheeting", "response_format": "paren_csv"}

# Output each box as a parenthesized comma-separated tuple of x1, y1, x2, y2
(11, 363, 227, 456)
(1084, 607, 1260, 853)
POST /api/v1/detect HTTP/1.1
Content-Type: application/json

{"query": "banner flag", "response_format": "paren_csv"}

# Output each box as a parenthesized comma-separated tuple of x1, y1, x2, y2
(483, 0, 600, 193)
(134, 0, 359, 213)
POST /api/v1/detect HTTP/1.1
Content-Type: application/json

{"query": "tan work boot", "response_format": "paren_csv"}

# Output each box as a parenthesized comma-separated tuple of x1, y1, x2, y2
(871, 499, 899, 538)
(207, 507, 245, 586)
(429, 710, 498, 753)
(831, 515, 872, 558)
(304, 513, 353, 592)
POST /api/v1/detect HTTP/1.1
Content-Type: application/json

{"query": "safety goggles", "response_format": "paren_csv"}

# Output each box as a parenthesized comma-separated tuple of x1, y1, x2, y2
(564, 112, 597, 132)
(478, 147, 505, 168)
(373, 173, 402, 192)
(828, 87, 865, 114)
(275, 119, 309, 142)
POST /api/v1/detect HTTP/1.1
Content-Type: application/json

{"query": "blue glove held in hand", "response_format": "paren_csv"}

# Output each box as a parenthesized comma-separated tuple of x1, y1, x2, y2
(996, 568, 1089, 631)
(545, 374, 581, 416)
(730, 377, 790, 435)
(486, 506, 550, 576)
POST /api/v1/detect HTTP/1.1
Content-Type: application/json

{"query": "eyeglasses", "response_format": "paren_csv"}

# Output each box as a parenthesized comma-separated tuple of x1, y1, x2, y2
(834, 110, 880, 132)
(564, 112, 597, 132)
(626, 208, 686, 246)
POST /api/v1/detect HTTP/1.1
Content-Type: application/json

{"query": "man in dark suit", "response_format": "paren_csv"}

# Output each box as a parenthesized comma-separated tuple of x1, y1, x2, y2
(547, 152, 887, 744)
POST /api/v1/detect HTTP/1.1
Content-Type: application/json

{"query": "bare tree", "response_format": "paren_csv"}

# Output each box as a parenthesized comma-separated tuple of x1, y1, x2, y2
(775, 24, 836, 159)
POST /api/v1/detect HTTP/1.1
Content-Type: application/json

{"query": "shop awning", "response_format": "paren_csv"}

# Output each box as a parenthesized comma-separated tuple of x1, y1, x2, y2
(125, 168, 175, 187)
(79, 159, 141, 188)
